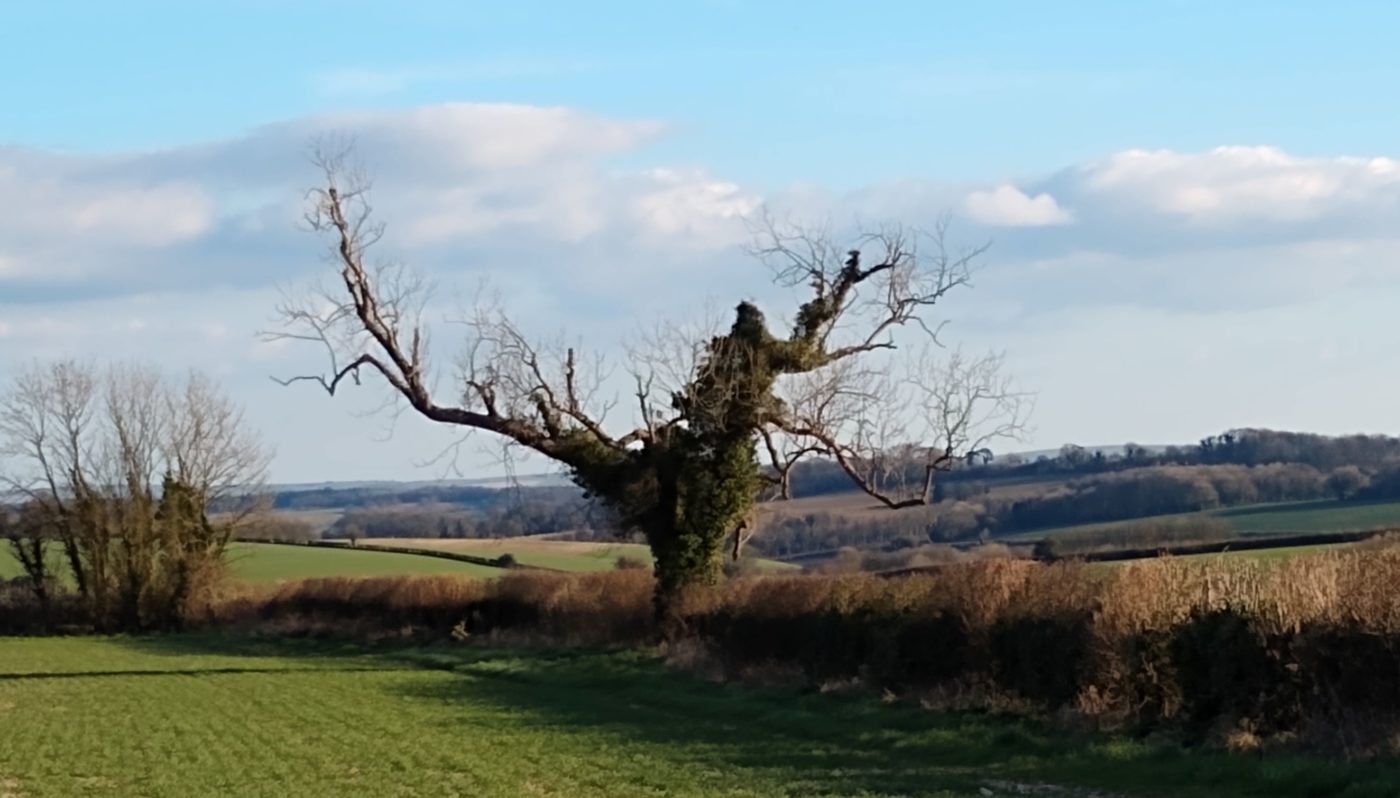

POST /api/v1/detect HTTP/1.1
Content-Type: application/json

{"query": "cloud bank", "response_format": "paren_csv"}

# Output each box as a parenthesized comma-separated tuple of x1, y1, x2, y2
(2, 105, 1398, 481)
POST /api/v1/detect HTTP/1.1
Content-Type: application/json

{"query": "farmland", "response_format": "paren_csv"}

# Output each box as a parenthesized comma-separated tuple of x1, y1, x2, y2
(1004, 497, 1400, 545)
(225, 542, 502, 582)
(0, 538, 796, 587)
(0, 542, 503, 584)
(0, 636, 1395, 798)
(363, 537, 657, 572)
(1217, 499, 1400, 535)
(369, 537, 800, 573)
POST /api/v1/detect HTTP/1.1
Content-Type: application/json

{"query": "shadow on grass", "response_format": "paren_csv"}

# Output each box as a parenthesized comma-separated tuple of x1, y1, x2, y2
(0, 665, 407, 681)
(116, 634, 1400, 798)
(397, 654, 1054, 796)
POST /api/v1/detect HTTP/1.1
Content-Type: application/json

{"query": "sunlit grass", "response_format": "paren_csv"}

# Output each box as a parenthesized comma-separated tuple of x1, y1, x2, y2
(0, 542, 500, 584)
(1, 636, 1397, 797)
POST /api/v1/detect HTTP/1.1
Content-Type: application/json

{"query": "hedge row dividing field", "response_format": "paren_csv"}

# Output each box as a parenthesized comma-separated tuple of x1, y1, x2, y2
(0, 636, 1396, 798)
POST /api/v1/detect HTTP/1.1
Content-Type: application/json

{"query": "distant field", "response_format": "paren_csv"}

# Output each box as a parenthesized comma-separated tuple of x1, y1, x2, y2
(0, 542, 501, 584)
(0, 636, 1392, 797)
(1216, 499, 1400, 535)
(368, 537, 799, 574)
(1011, 498, 1400, 546)
(2, 540, 794, 584)
(366, 537, 654, 572)
(271, 508, 345, 534)
(226, 542, 501, 582)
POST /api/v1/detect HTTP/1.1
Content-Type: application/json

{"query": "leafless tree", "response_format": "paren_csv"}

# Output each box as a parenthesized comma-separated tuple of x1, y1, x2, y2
(0, 361, 270, 630)
(268, 148, 1029, 607)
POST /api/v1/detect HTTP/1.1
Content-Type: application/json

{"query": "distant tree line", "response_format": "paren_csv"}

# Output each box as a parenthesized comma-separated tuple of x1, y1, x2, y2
(237, 516, 319, 543)
(324, 495, 605, 541)
(781, 428, 1400, 499)
(219, 483, 583, 513)
(748, 510, 936, 559)
(928, 463, 1332, 541)
(752, 461, 1364, 558)
(232, 428, 1400, 559)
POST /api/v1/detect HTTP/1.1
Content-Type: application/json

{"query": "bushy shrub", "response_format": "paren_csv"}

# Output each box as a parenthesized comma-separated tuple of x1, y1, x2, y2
(200, 569, 653, 646)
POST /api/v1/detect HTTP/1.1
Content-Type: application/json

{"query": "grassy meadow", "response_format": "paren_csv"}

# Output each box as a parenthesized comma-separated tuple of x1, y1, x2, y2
(1217, 498, 1400, 535)
(225, 542, 502, 582)
(0, 537, 796, 589)
(370, 536, 800, 573)
(0, 636, 1395, 798)
(364, 537, 657, 572)
(1008, 497, 1400, 548)
(0, 542, 503, 584)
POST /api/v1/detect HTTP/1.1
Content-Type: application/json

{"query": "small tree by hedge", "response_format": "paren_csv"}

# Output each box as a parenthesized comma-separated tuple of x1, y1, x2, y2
(0, 362, 269, 631)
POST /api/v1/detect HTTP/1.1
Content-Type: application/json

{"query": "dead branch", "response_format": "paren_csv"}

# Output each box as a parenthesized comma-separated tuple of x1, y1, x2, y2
(263, 145, 644, 470)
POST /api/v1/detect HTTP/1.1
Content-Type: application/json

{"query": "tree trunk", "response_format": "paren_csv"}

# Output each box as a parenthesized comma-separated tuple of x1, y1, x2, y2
(647, 522, 726, 622)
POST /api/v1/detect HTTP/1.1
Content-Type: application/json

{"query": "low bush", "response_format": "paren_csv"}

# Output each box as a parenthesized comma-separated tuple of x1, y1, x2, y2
(0, 578, 91, 635)
(198, 569, 654, 646)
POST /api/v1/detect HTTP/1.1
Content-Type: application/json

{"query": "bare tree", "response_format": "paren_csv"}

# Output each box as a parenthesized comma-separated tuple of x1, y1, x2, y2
(269, 150, 1028, 613)
(0, 361, 270, 630)
(0, 359, 100, 597)
(1, 503, 56, 609)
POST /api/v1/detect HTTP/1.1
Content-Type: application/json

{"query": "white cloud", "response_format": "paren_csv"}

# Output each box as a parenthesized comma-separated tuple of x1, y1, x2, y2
(0, 160, 213, 283)
(630, 168, 758, 242)
(963, 185, 1072, 227)
(1073, 145, 1400, 224)
(66, 184, 213, 245)
(0, 103, 739, 295)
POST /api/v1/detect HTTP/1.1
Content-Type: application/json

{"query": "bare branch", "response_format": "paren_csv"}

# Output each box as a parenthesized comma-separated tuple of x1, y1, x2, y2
(768, 344, 1029, 509)
(265, 145, 646, 470)
(748, 210, 987, 372)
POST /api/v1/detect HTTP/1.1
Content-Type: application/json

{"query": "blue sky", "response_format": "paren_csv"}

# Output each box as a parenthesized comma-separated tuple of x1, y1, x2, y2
(9, 1, 1400, 183)
(3, 1, 1400, 482)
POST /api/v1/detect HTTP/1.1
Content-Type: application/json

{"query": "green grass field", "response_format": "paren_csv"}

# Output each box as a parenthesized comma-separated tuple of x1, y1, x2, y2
(225, 542, 502, 581)
(1011, 498, 1400, 548)
(0, 636, 1396, 798)
(370, 537, 800, 574)
(0, 542, 502, 584)
(364, 537, 657, 572)
(1216, 499, 1400, 535)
